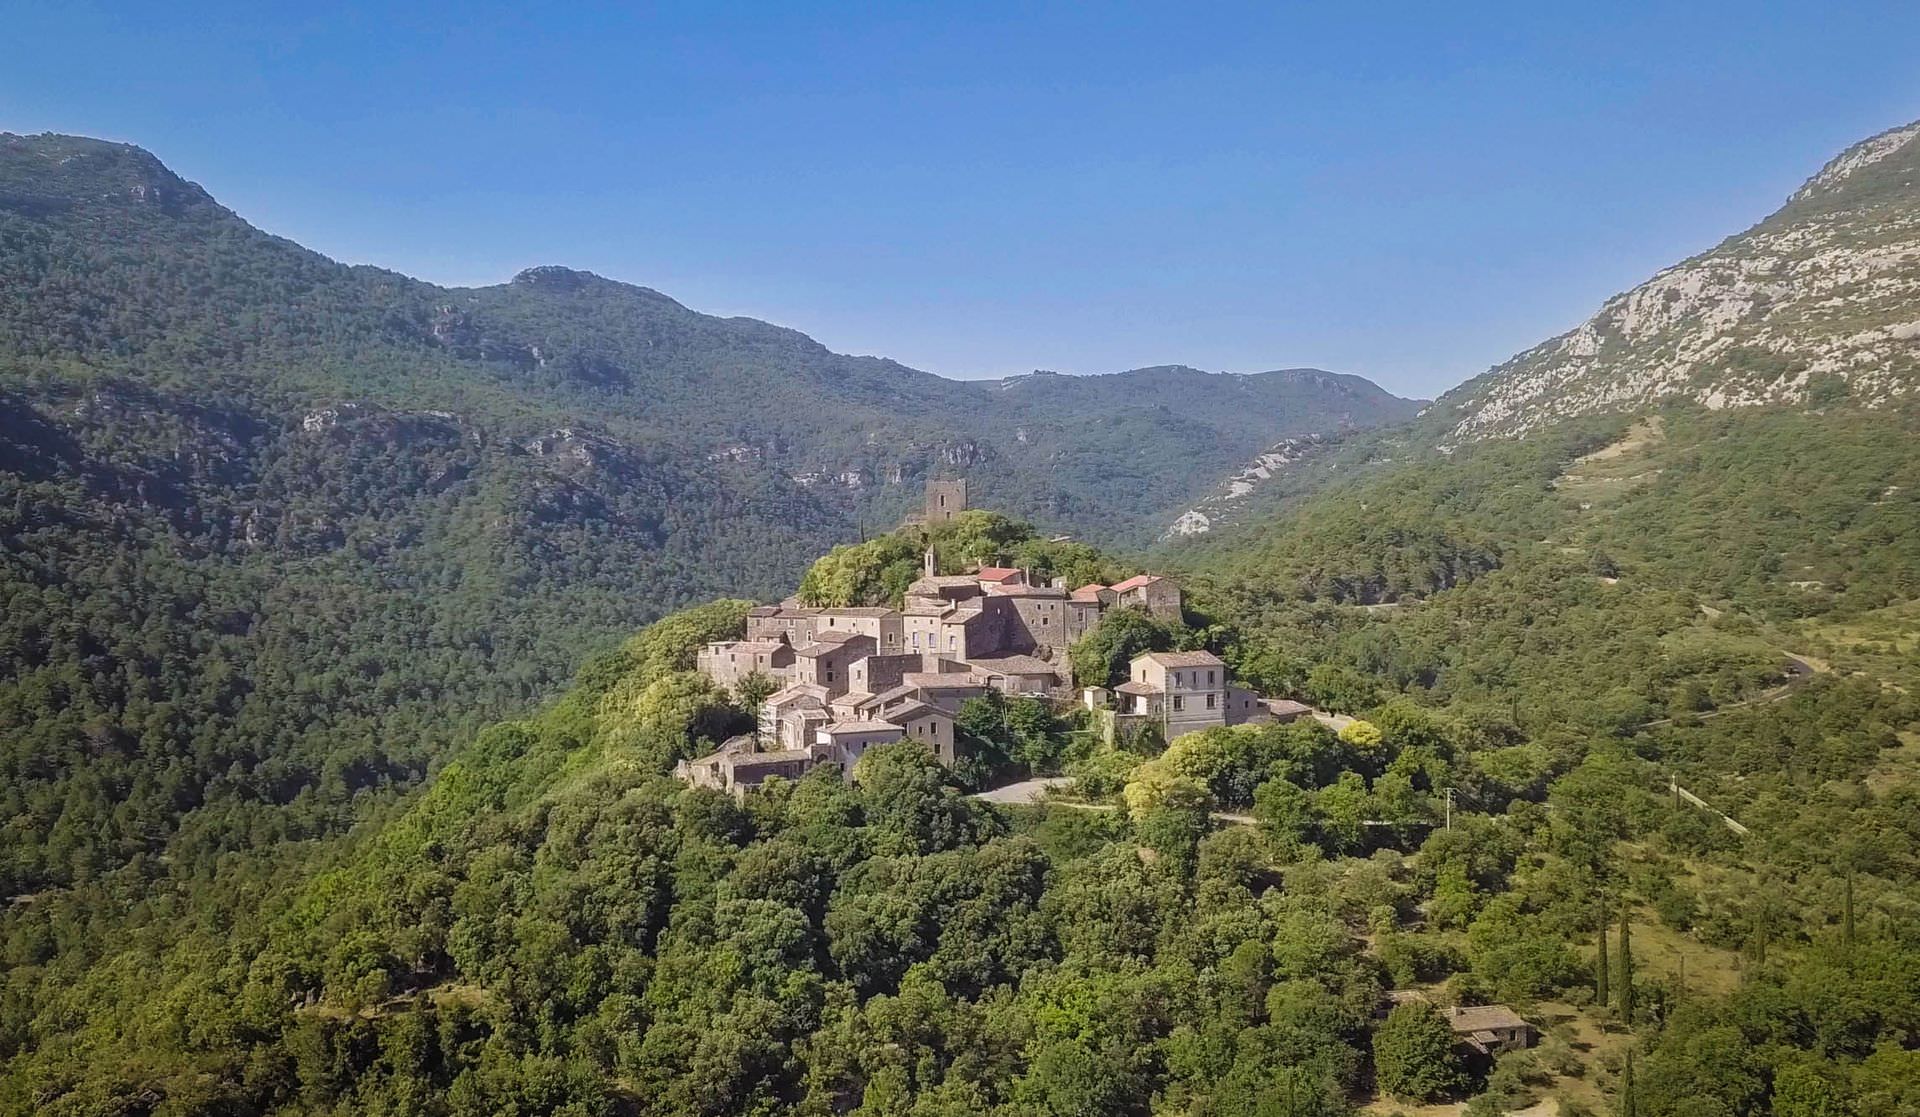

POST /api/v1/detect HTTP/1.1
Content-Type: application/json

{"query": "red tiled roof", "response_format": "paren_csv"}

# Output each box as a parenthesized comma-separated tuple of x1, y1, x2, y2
(976, 566, 1023, 583)
(1110, 574, 1163, 593)
(1071, 583, 1108, 602)
(1141, 650, 1223, 668)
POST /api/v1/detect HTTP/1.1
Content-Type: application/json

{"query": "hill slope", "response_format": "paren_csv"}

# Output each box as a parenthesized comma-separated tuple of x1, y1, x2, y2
(1429, 119, 1920, 444)
(0, 131, 1411, 897)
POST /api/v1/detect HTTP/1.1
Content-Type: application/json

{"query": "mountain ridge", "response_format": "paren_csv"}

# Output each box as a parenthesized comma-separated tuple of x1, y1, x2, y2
(1428, 116, 1920, 445)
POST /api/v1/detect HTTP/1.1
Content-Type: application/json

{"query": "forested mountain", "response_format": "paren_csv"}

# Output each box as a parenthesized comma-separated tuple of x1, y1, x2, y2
(0, 131, 1410, 901)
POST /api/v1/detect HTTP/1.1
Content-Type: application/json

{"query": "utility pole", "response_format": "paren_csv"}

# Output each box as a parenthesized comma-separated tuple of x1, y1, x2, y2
(1443, 787, 1454, 830)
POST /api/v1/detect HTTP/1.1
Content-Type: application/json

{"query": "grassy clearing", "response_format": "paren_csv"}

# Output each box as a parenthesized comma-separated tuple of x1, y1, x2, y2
(1552, 418, 1666, 506)
(1797, 599, 1920, 690)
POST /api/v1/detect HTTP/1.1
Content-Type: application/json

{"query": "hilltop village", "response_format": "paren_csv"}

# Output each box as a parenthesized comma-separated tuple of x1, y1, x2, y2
(679, 482, 1306, 793)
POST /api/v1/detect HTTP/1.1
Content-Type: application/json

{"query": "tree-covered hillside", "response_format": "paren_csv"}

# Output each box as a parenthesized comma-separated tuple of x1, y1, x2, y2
(4, 497, 1914, 1116)
(0, 131, 1411, 904)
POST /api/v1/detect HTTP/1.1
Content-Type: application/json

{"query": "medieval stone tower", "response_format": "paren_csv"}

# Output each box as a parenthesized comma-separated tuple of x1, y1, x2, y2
(925, 478, 968, 524)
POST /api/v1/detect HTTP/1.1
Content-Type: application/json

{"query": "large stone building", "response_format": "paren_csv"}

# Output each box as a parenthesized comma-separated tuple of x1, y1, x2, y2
(924, 478, 968, 524)
(1112, 650, 1269, 736)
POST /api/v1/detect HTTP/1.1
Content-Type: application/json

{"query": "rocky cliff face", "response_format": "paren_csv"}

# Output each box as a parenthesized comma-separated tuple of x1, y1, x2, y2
(1432, 120, 1920, 444)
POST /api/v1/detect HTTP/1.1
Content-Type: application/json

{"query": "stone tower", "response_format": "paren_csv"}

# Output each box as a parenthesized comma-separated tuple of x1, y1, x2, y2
(925, 478, 968, 524)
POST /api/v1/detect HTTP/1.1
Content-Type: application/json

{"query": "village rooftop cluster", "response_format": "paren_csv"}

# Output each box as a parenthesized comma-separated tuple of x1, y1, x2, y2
(678, 484, 1310, 794)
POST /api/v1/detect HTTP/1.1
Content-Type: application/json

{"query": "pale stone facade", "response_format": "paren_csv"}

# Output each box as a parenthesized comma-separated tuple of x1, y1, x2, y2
(1111, 650, 1268, 736)
(925, 479, 968, 524)
(684, 545, 1224, 790)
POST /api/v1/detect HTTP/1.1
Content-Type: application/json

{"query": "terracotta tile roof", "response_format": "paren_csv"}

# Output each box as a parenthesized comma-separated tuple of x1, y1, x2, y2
(793, 632, 865, 657)
(889, 700, 947, 723)
(1141, 650, 1224, 669)
(709, 639, 785, 654)
(1115, 680, 1159, 696)
(1110, 574, 1164, 593)
(975, 566, 1023, 583)
(821, 606, 899, 617)
(1447, 1005, 1529, 1033)
(726, 749, 813, 770)
(969, 655, 1063, 677)
(820, 720, 906, 736)
(988, 584, 1066, 598)
(911, 576, 981, 590)
(901, 672, 988, 689)
(1071, 583, 1109, 602)
(764, 683, 828, 705)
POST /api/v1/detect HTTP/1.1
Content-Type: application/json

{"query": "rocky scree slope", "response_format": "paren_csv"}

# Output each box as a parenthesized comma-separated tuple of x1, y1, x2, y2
(1430, 119, 1920, 445)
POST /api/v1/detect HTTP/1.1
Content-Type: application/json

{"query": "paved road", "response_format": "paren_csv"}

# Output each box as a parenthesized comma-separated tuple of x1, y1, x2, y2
(971, 776, 1076, 805)
(1638, 652, 1820, 730)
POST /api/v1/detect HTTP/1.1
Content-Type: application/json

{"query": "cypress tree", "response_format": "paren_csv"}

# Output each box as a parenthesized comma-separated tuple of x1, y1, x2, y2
(1842, 873, 1856, 957)
(1616, 908, 1635, 1022)
(1596, 925, 1611, 1006)
(1620, 1050, 1637, 1117)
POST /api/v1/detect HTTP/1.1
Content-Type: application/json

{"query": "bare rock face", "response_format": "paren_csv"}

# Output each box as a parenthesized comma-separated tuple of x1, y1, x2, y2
(1159, 434, 1336, 538)
(1434, 120, 1920, 445)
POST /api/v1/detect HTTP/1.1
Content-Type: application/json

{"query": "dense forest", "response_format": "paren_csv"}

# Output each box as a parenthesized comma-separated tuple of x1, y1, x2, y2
(6, 407, 1919, 1113)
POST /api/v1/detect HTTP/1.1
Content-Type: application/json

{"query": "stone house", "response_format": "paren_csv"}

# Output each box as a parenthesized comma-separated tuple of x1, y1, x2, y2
(1121, 650, 1231, 736)
(1109, 574, 1183, 619)
(816, 606, 906, 654)
(974, 566, 1025, 587)
(760, 682, 830, 749)
(745, 605, 821, 645)
(1446, 1004, 1533, 1055)
(847, 652, 921, 698)
(891, 701, 957, 764)
(696, 639, 795, 688)
(816, 720, 907, 770)
(969, 654, 1065, 695)
(678, 736, 813, 795)
(792, 632, 876, 696)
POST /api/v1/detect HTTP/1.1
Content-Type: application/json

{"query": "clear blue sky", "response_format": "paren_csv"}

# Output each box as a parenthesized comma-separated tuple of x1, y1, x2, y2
(5, 2, 1918, 398)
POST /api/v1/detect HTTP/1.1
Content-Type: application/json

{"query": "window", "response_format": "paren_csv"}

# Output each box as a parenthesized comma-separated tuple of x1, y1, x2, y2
(826, 670, 835, 683)
(1172, 696, 1184, 711)
(1206, 693, 1216, 709)
(1207, 670, 1215, 685)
